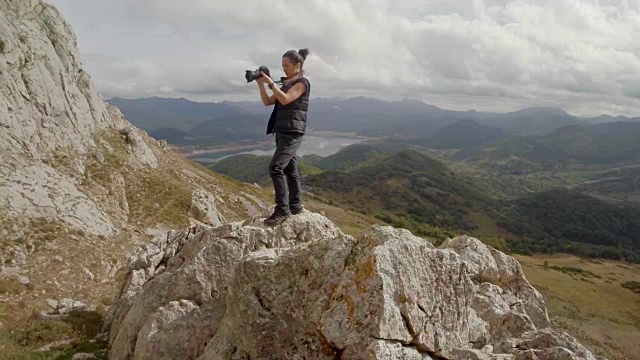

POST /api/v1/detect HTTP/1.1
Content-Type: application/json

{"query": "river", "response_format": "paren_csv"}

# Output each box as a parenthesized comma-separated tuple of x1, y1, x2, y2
(190, 135, 368, 163)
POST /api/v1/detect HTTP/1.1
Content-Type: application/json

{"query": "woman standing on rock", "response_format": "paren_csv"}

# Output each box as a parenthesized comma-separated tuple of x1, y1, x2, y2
(256, 48, 311, 226)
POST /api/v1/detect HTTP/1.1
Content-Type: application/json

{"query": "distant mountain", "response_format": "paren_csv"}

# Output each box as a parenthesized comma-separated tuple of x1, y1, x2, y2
(138, 112, 270, 146)
(478, 107, 582, 135)
(414, 119, 508, 148)
(536, 122, 640, 164)
(185, 113, 269, 145)
(108, 97, 640, 146)
(107, 97, 244, 132)
(583, 114, 640, 124)
(462, 121, 640, 169)
(148, 127, 192, 144)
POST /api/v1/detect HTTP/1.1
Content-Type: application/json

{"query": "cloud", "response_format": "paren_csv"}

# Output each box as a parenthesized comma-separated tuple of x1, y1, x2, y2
(49, 0, 640, 116)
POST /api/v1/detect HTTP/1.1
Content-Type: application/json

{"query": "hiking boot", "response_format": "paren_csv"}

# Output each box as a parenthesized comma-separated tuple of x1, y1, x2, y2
(290, 206, 305, 215)
(264, 210, 290, 227)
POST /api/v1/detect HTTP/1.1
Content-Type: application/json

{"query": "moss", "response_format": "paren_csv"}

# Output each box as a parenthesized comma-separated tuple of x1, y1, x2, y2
(0, 278, 23, 295)
(0, 39, 5, 54)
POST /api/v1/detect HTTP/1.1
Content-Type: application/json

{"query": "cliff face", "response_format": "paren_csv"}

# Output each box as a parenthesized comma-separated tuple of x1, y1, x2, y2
(0, 0, 122, 156)
(0, 0, 267, 326)
(104, 213, 598, 360)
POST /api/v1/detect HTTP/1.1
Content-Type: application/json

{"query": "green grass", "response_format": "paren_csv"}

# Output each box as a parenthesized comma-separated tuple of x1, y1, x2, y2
(0, 217, 67, 254)
(517, 255, 640, 359)
(125, 168, 193, 228)
(0, 309, 107, 360)
(83, 129, 195, 228)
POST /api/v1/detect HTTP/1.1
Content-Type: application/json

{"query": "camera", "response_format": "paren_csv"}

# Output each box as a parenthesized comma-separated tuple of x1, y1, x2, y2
(245, 65, 270, 83)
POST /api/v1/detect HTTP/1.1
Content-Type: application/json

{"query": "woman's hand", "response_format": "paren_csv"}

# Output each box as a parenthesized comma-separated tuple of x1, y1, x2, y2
(257, 72, 276, 106)
(257, 72, 274, 86)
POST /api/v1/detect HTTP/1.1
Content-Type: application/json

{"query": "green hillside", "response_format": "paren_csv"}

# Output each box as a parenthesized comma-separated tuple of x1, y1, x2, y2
(500, 189, 640, 262)
(209, 154, 322, 185)
(313, 143, 384, 171)
(537, 122, 640, 164)
(307, 150, 492, 232)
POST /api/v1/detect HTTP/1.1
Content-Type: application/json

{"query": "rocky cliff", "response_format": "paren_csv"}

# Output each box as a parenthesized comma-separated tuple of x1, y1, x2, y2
(104, 213, 598, 360)
(0, 0, 122, 155)
(0, 0, 267, 327)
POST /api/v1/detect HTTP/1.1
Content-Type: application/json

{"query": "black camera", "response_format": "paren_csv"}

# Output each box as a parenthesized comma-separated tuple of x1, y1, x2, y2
(245, 65, 270, 83)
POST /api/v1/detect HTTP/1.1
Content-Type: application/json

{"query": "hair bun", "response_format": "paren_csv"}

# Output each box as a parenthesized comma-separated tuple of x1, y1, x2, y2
(298, 48, 310, 60)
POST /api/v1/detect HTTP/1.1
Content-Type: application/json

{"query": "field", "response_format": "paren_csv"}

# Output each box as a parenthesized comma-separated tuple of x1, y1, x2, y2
(516, 254, 640, 360)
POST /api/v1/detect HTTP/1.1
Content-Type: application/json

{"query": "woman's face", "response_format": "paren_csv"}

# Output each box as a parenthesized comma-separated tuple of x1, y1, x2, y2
(282, 56, 301, 78)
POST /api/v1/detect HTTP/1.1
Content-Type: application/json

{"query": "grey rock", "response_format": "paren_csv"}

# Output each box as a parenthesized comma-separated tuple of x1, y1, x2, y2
(34, 339, 74, 352)
(45, 298, 59, 309)
(83, 267, 95, 281)
(104, 216, 598, 360)
(0, 157, 117, 236)
(512, 329, 598, 360)
(56, 298, 88, 314)
(119, 127, 158, 168)
(189, 189, 224, 226)
(72, 353, 98, 360)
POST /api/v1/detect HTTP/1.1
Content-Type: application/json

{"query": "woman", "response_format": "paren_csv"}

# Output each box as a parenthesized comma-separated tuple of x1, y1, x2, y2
(256, 48, 311, 226)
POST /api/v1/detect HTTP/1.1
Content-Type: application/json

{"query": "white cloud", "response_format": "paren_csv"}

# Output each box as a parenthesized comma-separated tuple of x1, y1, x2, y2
(48, 0, 640, 116)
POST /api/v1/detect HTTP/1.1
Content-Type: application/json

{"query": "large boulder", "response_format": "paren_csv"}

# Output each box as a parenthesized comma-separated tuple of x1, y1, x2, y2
(104, 214, 598, 360)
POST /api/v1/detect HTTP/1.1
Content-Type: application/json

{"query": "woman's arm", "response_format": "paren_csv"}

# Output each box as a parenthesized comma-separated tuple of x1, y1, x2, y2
(259, 72, 306, 106)
(257, 81, 277, 106)
(271, 82, 306, 106)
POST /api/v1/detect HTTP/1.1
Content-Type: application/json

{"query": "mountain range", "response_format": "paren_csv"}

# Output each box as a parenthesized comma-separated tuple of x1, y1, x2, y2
(107, 97, 640, 147)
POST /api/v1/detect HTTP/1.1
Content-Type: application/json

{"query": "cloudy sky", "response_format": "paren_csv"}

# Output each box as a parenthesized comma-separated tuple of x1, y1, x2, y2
(48, 0, 640, 116)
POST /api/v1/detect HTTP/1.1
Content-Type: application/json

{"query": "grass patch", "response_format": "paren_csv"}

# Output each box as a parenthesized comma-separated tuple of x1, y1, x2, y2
(516, 254, 640, 358)
(42, 146, 77, 172)
(621, 281, 640, 294)
(0, 217, 67, 253)
(0, 277, 23, 295)
(83, 129, 194, 228)
(0, 310, 107, 359)
(548, 265, 602, 279)
(125, 168, 193, 228)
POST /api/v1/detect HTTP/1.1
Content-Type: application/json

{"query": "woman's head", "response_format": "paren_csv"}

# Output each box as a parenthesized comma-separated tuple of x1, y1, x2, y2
(282, 48, 309, 78)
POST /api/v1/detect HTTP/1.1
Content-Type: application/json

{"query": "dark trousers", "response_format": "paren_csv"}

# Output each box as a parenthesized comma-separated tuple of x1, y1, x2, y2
(269, 133, 303, 214)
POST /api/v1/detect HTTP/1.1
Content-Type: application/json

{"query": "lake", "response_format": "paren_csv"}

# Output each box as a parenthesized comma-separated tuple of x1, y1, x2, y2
(191, 135, 368, 163)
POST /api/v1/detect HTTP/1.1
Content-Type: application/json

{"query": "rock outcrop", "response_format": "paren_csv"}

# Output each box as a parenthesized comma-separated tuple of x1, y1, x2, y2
(104, 213, 598, 360)
(0, 0, 123, 156)
(0, 0, 266, 326)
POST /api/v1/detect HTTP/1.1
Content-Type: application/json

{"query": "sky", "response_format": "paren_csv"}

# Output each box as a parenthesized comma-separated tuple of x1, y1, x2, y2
(47, 0, 640, 117)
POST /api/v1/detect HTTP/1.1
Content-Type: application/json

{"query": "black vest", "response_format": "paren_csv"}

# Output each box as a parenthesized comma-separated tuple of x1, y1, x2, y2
(266, 77, 310, 135)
